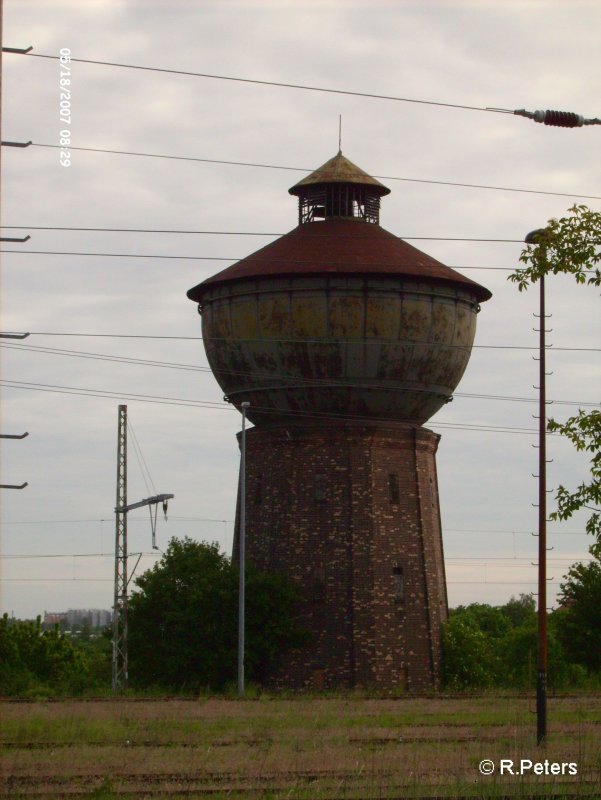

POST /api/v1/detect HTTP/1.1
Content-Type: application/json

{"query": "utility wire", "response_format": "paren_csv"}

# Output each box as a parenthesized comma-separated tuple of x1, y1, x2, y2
(19, 51, 600, 130)
(3, 333, 600, 353)
(3, 248, 599, 282)
(25, 143, 601, 201)
(0, 248, 524, 270)
(6, 222, 596, 246)
(0, 224, 529, 243)
(0, 516, 230, 525)
(0, 378, 563, 434)
(127, 419, 157, 496)
(2, 342, 598, 406)
(0, 553, 587, 564)
(1, 552, 159, 559)
(1, 577, 564, 585)
(0, 518, 587, 536)
(19, 52, 525, 114)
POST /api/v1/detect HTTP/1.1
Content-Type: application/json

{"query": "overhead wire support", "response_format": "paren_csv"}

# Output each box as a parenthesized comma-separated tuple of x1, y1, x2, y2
(112, 406, 174, 692)
(112, 405, 128, 693)
(115, 493, 175, 550)
(1, 140, 32, 147)
(0, 423, 29, 489)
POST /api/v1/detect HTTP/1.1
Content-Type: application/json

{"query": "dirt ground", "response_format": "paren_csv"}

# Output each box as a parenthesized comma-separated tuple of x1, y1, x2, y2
(1, 694, 600, 798)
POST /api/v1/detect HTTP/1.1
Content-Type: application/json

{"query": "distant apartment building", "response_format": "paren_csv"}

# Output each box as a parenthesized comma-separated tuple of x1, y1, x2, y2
(43, 609, 112, 629)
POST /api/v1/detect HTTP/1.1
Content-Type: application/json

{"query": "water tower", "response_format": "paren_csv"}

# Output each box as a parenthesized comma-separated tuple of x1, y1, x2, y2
(187, 151, 491, 690)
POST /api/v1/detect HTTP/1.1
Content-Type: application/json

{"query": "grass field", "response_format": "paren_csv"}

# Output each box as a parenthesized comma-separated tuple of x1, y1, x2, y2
(1, 694, 600, 799)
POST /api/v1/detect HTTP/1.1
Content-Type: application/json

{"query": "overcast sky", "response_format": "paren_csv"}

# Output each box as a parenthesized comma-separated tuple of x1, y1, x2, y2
(1, 0, 600, 620)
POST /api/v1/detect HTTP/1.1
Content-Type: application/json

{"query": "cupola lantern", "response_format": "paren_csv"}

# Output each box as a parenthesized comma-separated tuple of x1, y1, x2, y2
(288, 150, 390, 224)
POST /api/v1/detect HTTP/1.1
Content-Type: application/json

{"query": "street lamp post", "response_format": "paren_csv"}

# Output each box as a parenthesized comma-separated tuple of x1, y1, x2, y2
(238, 401, 250, 698)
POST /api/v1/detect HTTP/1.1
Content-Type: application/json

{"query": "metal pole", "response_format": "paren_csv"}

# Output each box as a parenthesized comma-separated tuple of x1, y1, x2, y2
(537, 268, 547, 745)
(526, 229, 548, 745)
(237, 401, 250, 698)
(112, 405, 128, 692)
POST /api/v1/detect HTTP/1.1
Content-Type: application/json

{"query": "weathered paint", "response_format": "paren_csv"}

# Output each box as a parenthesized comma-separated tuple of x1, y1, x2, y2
(200, 275, 480, 425)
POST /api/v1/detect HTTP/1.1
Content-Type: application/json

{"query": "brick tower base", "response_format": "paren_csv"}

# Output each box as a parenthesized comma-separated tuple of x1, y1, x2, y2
(234, 422, 448, 691)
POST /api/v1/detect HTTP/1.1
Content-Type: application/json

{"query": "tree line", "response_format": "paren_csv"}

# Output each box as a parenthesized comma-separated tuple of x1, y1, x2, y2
(1, 536, 600, 697)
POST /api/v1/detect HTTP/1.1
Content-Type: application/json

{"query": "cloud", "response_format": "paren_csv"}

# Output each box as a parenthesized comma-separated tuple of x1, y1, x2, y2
(2, 0, 599, 618)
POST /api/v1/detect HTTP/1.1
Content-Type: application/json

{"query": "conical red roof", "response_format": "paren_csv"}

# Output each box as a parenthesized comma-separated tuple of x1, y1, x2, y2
(187, 218, 492, 303)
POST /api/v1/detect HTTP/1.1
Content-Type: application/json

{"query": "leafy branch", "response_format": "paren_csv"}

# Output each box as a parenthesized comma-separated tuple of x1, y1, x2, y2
(508, 204, 601, 292)
(548, 410, 601, 556)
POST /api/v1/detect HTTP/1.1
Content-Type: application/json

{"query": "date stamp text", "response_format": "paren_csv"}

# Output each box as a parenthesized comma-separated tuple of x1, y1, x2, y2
(59, 48, 71, 166)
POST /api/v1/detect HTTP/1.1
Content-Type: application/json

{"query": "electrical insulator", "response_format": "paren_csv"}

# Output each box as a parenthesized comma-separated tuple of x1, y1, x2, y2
(512, 108, 600, 127)
(534, 110, 584, 127)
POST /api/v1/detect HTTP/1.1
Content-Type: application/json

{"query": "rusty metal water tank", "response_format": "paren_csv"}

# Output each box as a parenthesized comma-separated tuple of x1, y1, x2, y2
(187, 151, 491, 425)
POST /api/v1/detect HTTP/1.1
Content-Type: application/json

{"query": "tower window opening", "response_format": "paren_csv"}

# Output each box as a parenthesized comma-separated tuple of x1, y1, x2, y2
(393, 565, 405, 605)
(314, 473, 327, 503)
(254, 476, 263, 507)
(388, 473, 400, 505)
(312, 563, 326, 601)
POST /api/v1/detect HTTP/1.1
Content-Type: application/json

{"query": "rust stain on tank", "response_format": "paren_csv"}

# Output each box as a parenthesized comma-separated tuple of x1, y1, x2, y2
(193, 270, 488, 425)
(328, 295, 364, 339)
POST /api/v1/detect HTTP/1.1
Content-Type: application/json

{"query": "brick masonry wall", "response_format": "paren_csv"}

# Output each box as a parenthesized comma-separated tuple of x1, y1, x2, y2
(233, 422, 448, 691)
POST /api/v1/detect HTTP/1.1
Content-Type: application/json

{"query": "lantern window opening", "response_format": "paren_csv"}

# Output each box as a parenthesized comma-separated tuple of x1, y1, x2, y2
(298, 183, 381, 225)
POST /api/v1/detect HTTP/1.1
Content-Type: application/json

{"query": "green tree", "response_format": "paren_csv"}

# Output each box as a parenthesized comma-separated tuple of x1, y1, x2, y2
(553, 555, 601, 673)
(442, 612, 495, 689)
(509, 205, 601, 553)
(499, 593, 536, 628)
(74, 628, 112, 691)
(442, 604, 512, 689)
(127, 537, 304, 692)
(0, 614, 89, 696)
(441, 597, 575, 690)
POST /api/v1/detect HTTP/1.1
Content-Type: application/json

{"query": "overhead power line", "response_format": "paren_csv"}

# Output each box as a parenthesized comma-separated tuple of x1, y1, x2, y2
(1, 552, 159, 559)
(26, 143, 601, 200)
(17, 51, 600, 128)
(0, 248, 521, 270)
(0, 577, 564, 585)
(0, 518, 586, 535)
(0, 225, 528, 243)
(16, 52, 518, 113)
(5, 248, 599, 277)
(2, 342, 599, 406)
(0, 378, 565, 435)
(10, 331, 600, 353)
(0, 552, 588, 565)
(0, 516, 229, 525)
